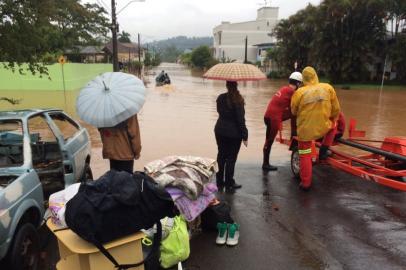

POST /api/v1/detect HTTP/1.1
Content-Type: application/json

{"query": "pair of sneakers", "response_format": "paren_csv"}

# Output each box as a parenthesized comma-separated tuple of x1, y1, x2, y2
(216, 222, 240, 246)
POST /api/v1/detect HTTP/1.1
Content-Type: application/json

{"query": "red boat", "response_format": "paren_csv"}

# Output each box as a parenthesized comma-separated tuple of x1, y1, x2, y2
(278, 119, 406, 191)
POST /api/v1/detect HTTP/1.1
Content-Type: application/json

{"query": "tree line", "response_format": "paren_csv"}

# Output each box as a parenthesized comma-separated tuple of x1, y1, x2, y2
(0, 0, 110, 75)
(147, 36, 213, 62)
(270, 0, 406, 83)
(179, 46, 219, 69)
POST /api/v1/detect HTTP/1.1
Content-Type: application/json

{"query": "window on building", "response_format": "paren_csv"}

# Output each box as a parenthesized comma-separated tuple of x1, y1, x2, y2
(267, 21, 270, 27)
(219, 32, 222, 45)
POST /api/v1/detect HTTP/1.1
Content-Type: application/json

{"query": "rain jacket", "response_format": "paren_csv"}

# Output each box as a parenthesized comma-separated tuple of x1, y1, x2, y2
(291, 67, 340, 141)
(99, 114, 141, 160)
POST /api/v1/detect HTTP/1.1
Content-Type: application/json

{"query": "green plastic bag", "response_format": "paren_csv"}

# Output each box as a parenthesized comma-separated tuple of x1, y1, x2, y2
(160, 216, 190, 268)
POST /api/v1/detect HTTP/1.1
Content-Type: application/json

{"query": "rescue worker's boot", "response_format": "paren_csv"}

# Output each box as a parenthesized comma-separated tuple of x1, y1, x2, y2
(262, 147, 277, 171)
(319, 145, 330, 161)
(299, 141, 313, 190)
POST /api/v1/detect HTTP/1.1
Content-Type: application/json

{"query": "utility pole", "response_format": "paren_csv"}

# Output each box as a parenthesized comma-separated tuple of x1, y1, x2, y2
(138, 33, 141, 63)
(244, 36, 248, 63)
(111, 0, 119, 71)
(138, 33, 141, 76)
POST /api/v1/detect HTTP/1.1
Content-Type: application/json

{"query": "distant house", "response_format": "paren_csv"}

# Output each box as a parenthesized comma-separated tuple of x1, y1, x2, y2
(65, 46, 106, 63)
(213, 7, 279, 63)
(103, 41, 145, 63)
(254, 42, 274, 66)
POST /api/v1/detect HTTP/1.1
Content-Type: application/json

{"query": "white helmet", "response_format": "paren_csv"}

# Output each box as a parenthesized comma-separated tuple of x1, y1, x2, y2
(289, 72, 303, 82)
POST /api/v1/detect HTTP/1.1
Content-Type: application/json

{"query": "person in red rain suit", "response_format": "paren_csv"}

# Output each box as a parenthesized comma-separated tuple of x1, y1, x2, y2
(335, 112, 346, 140)
(318, 112, 346, 159)
(262, 72, 303, 171)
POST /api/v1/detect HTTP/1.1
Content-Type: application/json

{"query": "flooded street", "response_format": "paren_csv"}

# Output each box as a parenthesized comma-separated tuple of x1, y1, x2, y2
(2, 63, 406, 177)
(3, 0, 406, 268)
(1, 63, 406, 270)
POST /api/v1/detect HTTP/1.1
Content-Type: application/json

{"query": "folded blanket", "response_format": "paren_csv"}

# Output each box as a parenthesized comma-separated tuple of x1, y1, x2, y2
(165, 183, 218, 222)
(145, 156, 218, 200)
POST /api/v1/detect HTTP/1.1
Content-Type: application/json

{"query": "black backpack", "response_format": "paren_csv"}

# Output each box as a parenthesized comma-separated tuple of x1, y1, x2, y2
(201, 201, 234, 231)
(65, 170, 175, 269)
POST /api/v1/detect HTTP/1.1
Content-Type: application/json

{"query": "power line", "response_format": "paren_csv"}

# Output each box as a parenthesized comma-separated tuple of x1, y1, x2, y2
(96, 0, 110, 13)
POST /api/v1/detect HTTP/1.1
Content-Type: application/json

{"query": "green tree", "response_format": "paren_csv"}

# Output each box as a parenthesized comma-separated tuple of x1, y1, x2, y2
(272, 0, 387, 83)
(179, 52, 192, 66)
(0, 0, 109, 75)
(118, 31, 132, 43)
(316, 0, 386, 82)
(386, 0, 406, 37)
(191, 46, 212, 69)
(151, 52, 162, 66)
(160, 45, 181, 62)
(272, 4, 319, 74)
(388, 35, 406, 82)
(144, 51, 152, 67)
(385, 0, 406, 82)
(266, 46, 285, 74)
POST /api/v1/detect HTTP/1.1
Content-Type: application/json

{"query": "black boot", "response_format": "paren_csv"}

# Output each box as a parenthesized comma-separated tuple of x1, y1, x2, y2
(262, 164, 278, 171)
(225, 179, 242, 193)
(216, 173, 225, 192)
(319, 145, 329, 161)
(262, 147, 277, 171)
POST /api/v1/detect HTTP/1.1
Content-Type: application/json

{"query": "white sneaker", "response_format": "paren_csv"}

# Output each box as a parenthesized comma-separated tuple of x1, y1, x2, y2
(216, 222, 228, 245)
(226, 223, 240, 246)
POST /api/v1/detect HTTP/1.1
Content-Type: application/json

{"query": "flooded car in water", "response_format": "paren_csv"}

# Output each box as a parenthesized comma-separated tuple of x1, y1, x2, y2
(0, 109, 92, 269)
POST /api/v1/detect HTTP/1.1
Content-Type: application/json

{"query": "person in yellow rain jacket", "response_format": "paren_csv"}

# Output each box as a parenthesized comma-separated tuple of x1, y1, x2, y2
(291, 67, 340, 190)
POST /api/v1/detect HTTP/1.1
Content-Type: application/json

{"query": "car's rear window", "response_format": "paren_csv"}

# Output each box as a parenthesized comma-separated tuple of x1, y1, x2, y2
(0, 120, 24, 167)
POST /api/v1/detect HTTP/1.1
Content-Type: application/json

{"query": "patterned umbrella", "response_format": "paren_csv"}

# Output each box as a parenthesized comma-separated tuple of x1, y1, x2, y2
(76, 72, 146, 128)
(203, 63, 266, 81)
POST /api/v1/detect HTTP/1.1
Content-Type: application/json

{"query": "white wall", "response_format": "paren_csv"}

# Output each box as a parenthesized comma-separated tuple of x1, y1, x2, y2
(213, 7, 278, 63)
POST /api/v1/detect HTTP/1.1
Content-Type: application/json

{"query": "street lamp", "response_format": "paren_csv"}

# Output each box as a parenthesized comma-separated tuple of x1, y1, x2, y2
(111, 0, 146, 72)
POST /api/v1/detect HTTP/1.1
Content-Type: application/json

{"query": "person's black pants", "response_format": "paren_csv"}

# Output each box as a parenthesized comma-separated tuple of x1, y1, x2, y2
(109, 159, 134, 174)
(215, 134, 242, 188)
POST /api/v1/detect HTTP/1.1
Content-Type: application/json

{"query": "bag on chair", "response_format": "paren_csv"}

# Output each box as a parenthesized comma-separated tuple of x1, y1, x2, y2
(160, 216, 190, 269)
(65, 170, 175, 269)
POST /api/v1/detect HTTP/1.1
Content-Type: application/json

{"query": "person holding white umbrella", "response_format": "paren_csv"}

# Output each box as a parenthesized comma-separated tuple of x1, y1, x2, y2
(98, 114, 141, 173)
(77, 72, 146, 173)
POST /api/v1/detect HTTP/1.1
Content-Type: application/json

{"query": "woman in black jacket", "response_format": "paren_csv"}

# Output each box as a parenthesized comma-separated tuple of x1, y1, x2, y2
(214, 81, 248, 192)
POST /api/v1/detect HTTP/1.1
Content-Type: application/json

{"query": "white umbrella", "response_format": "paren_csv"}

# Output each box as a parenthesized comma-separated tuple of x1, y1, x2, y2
(76, 72, 146, 128)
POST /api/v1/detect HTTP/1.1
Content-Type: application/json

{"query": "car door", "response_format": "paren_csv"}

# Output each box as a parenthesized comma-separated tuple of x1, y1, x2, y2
(46, 112, 91, 185)
(27, 114, 65, 199)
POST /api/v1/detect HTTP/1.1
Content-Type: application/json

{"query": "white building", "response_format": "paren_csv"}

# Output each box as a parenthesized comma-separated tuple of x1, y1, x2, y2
(213, 7, 279, 63)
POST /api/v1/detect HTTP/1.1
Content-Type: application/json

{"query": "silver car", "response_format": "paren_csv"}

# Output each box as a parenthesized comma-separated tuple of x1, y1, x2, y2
(0, 109, 92, 269)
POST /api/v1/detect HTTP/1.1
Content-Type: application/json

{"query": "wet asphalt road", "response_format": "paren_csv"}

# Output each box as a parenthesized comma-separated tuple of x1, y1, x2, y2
(184, 161, 406, 270)
(4, 157, 405, 270)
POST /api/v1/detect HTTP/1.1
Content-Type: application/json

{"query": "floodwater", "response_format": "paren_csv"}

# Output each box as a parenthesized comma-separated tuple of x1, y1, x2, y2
(1, 63, 406, 178)
(2, 63, 406, 270)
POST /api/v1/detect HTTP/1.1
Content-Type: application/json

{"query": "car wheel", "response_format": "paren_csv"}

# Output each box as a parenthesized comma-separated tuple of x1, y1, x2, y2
(7, 223, 40, 270)
(291, 149, 301, 180)
(80, 163, 93, 182)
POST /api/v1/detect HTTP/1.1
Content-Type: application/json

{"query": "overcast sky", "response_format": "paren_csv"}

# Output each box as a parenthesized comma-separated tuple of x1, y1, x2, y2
(84, 0, 321, 42)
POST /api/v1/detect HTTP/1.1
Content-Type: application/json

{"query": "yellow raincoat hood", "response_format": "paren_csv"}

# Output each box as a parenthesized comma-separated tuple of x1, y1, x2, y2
(291, 67, 340, 141)
(302, 67, 319, 86)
